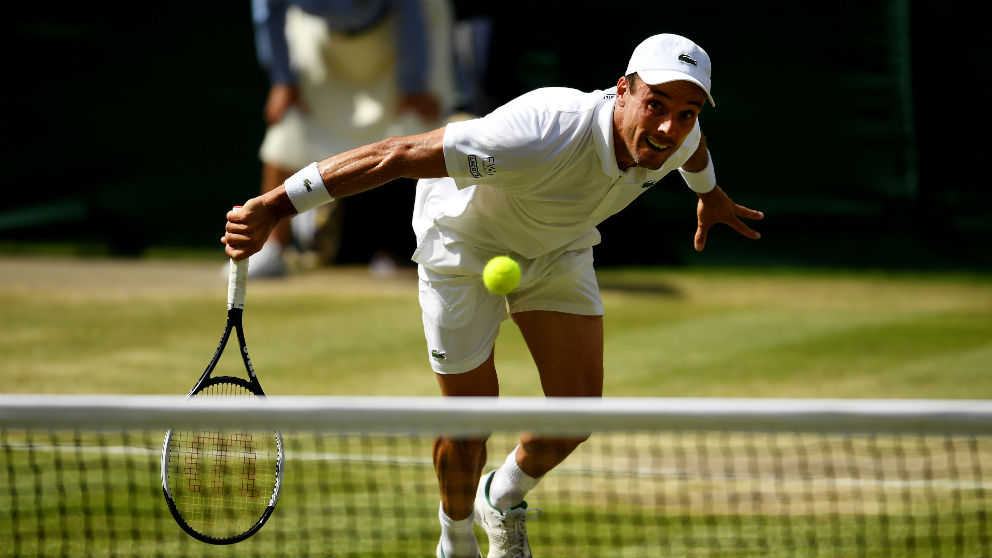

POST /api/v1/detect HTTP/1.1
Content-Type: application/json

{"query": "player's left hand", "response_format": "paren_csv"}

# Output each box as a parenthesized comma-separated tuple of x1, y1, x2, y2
(222, 199, 279, 261)
(694, 185, 764, 251)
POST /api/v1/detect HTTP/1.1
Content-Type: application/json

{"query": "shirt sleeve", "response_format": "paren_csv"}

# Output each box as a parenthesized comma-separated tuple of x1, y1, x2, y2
(442, 92, 581, 195)
(252, 0, 297, 85)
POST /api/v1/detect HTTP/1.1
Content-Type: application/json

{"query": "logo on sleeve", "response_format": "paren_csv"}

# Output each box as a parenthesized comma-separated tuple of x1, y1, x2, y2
(467, 155, 496, 179)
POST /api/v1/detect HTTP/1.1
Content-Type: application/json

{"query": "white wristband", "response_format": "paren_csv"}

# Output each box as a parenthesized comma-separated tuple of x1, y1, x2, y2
(285, 162, 334, 213)
(679, 151, 717, 194)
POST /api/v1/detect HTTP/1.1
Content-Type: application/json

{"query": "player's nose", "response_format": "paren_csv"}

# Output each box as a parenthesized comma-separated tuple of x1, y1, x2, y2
(656, 115, 673, 134)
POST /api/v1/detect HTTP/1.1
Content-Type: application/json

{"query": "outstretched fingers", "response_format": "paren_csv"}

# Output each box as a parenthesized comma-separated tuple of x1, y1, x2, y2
(730, 204, 764, 240)
(737, 204, 765, 223)
(694, 189, 765, 251)
(693, 222, 711, 252)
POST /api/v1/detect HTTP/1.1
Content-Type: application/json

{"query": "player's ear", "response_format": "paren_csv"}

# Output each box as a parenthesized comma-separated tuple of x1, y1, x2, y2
(616, 76, 629, 106)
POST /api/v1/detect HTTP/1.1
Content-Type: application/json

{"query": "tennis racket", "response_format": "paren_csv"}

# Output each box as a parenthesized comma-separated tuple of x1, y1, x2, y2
(161, 253, 284, 545)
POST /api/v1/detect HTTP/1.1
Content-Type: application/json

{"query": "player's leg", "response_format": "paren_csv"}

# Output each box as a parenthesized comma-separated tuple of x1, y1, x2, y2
(433, 352, 499, 519)
(420, 266, 507, 558)
(473, 247, 603, 557)
(514, 310, 603, 475)
(482, 311, 602, 512)
(433, 355, 498, 558)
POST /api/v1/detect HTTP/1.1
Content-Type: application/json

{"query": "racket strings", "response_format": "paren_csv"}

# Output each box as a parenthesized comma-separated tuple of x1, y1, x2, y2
(166, 382, 280, 538)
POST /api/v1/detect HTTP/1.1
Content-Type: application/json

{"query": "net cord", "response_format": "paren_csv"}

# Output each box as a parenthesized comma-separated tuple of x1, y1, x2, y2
(2, 395, 990, 436)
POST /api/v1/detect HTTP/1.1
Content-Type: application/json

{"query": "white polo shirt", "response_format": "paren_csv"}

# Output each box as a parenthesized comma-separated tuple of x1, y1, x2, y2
(412, 86, 700, 271)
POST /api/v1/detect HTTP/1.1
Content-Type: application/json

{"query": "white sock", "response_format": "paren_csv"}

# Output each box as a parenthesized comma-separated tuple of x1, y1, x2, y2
(488, 445, 541, 510)
(438, 503, 478, 558)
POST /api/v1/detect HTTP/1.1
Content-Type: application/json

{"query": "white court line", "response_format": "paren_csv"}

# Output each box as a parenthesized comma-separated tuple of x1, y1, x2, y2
(8, 442, 992, 491)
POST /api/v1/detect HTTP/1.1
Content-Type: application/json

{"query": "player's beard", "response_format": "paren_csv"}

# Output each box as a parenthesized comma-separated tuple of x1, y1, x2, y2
(633, 136, 676, 170)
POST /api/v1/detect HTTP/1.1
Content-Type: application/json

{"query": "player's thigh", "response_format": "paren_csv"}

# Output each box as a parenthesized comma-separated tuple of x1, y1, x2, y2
(508, 247, 604, 397)
(434, 350, 499, 397)
(419, 266, 507, 375)
(513, 311, 604, 398)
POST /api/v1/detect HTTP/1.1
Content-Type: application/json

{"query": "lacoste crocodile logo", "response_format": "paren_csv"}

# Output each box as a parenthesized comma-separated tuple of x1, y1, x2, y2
(678, 54, 698, 66)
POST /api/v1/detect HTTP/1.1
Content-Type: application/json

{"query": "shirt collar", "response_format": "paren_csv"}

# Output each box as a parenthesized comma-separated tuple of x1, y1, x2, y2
(593, 91, 622, 179)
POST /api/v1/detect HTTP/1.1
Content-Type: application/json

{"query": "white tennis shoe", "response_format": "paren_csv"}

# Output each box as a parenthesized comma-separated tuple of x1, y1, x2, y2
(473, 471, 541, 558)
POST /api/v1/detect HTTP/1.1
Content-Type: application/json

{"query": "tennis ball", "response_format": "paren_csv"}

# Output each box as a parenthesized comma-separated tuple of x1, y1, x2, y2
(483, 256, 521, 295)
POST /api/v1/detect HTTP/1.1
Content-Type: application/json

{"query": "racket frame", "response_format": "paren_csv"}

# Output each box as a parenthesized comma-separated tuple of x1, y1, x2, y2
(161, 257, 284, 545)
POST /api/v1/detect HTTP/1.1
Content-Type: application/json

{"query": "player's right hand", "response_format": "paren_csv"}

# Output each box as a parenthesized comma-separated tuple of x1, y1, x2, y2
(222, 199, 277, 261)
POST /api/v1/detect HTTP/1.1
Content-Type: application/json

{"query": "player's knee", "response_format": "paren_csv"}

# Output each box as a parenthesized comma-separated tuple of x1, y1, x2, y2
(520, 434, 590, 456)
(433, 435, 489, 462)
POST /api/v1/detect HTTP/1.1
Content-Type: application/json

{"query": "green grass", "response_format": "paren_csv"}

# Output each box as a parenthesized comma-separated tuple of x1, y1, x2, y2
(2, 255, 992, 557)
(597, 267, 992, 398)
(2, 255, 989, 398)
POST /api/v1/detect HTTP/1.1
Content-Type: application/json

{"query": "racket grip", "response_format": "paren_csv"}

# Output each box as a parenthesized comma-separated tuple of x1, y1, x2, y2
(227, 205, 248, 310)
(228, 258, 248, 309)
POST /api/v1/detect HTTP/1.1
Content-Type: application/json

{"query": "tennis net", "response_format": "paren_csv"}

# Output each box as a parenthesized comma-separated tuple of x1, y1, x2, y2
(2, 395, 990, 557)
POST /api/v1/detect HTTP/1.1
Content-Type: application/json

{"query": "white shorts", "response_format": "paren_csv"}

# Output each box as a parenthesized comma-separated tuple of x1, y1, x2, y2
(418, 248, 603, 374)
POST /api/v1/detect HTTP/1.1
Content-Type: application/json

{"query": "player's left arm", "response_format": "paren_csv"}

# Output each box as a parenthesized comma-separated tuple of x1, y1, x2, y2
(681, 134, 764, 251)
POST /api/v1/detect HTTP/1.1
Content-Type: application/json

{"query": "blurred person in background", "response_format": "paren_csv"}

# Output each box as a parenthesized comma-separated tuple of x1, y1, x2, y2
(250, 0, 455, 278)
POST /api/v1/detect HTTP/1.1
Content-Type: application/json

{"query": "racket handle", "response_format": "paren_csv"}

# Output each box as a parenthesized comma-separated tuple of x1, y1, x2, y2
(227, 205, 248, 310)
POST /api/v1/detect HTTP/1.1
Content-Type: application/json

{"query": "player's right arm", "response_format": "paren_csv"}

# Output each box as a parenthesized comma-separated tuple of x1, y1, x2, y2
(223, 127, 448, 260)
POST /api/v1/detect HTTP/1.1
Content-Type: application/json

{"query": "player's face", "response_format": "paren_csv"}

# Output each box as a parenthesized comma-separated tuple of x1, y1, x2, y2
(613, 77, 706, 170)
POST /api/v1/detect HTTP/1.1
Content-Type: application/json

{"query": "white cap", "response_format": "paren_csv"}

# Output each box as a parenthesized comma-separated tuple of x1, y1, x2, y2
(625, 34, 715, 107)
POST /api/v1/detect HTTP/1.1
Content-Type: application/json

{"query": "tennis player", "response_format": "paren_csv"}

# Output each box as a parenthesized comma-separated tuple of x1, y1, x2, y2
(224, 33, 763, 558)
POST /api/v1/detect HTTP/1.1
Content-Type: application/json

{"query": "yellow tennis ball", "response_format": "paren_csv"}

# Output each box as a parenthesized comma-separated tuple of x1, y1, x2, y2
(483, 256, 521, 295)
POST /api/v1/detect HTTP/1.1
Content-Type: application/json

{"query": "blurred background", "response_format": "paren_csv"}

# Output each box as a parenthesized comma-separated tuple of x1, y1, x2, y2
(2, 0, 989, 271)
